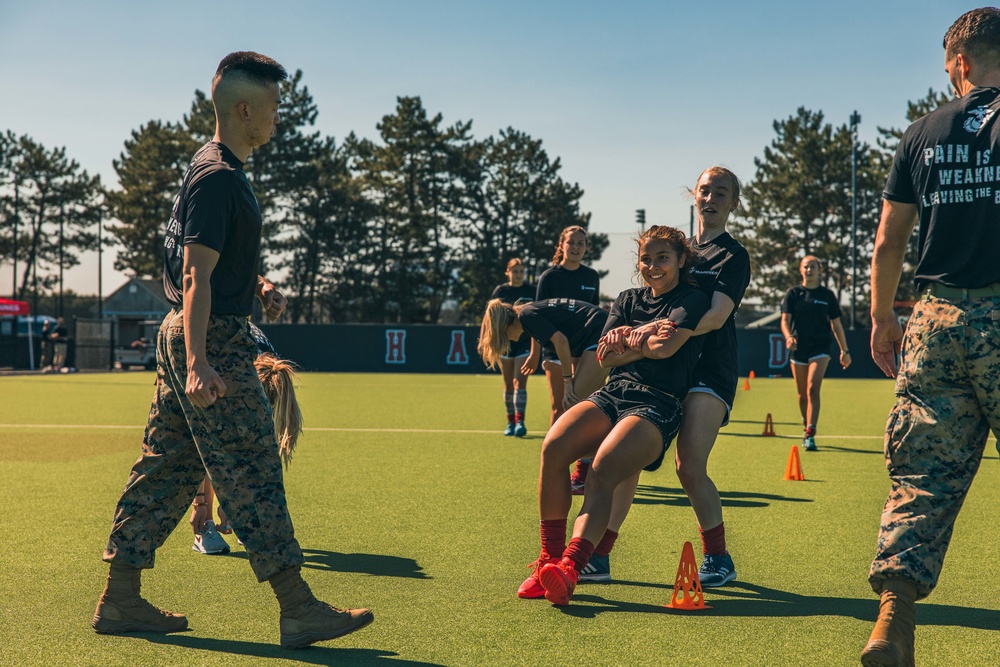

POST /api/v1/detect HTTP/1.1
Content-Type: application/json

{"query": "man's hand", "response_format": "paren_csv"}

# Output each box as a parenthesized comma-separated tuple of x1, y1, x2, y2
(258, 280, 287, 321)
(871, 316, 904, 378)
(785, 336, 797, 351)
(186, 361, 227, 408)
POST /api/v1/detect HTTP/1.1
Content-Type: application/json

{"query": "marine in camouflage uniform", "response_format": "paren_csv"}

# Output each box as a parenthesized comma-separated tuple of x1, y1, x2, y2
(863, 9, 1000, 666)
(871, 292, 1000, 595)
(93, 51, 372, 648)
(104, 310, 302, 581)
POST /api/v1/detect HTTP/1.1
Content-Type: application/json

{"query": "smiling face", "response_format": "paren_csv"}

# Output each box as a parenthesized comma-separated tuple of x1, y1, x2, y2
(695, 170, 738, 233)
(560, 230, 587, 266)
(639, 238, 683, 296)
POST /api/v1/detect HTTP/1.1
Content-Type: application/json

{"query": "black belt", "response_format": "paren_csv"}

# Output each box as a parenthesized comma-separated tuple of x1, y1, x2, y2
(925, 283, 1000, 299)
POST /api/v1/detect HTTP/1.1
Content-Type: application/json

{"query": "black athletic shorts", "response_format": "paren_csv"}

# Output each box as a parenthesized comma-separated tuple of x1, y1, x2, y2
(790, 343, 831, 365)
(587, 378, 682, 472)
(688, 352, 738, 425)
(503, 334, 531, 359)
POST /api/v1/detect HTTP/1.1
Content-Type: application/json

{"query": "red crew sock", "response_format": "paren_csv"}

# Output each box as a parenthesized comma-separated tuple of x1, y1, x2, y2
(594, 529, 618, 557)
(562, 537, 596, 573)
(805, 424, 816, 437)
(514, 412, 524, 423)
(699, 522, 727, 556)
(540, 519, 567, 559)
(507, 413, 516, 424)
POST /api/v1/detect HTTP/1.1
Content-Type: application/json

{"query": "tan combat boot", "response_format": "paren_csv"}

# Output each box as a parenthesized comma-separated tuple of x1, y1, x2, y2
(92, 562, 188, 634)
(269, 566, 374, 649)
(861, 578, 917, 667)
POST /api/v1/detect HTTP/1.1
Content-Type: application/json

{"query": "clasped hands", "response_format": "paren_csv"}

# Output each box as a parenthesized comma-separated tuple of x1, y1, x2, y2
(596, 320, 676, 361)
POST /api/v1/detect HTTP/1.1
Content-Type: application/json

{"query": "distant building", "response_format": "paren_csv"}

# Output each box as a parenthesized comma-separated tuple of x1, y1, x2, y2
(99, 278, 172, 321)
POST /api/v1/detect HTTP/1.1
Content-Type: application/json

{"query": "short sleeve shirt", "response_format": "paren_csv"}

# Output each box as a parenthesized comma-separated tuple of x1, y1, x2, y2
(602, 285, 710, 396)
(163, 142, 263, 316)
(884, 86, 1000, 289)
(491, 283, 536, 306)
(781, 285, 841, 350)
(689, 232, 751, 359)
(517, 299, 608, 357)
(536, 265, 600, 305)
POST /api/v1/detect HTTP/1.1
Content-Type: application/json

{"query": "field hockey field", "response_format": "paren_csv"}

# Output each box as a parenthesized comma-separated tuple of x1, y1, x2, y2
(0, 372, 997, 666)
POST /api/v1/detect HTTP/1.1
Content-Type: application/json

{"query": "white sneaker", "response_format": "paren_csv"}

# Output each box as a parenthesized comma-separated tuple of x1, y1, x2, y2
(192, 520, 230, 555)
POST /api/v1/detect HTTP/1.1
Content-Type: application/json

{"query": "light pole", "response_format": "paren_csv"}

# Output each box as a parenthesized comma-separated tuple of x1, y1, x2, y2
(635, 208, 646, 233)
(850, 110, 861, 330)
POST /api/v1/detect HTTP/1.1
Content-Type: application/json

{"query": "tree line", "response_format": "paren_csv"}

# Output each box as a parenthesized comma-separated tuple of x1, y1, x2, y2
(0, 71, 948, 324)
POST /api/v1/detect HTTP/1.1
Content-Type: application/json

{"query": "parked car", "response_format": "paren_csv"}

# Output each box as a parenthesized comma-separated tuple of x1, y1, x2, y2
(115, 320, 160, 370)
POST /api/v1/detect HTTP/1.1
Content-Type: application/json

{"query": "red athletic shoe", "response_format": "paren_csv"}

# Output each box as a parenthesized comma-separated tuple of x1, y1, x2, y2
(570, 459, 589, 496)
(517, 554, 558, 599)
(539, 558, 578, 606)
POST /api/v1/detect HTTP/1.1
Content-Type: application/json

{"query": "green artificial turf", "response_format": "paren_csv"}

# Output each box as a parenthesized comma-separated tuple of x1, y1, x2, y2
(0, 373, 997, 666)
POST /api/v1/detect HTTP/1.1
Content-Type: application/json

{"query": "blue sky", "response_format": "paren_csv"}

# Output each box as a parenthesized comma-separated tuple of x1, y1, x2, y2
(0, 0, 973, 300)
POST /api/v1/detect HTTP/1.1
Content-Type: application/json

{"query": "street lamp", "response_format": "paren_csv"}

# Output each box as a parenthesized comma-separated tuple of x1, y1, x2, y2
(850, 110, 861, 330)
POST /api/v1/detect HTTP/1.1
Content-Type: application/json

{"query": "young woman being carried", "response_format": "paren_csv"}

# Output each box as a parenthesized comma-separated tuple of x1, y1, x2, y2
(516, 226, 709, 605)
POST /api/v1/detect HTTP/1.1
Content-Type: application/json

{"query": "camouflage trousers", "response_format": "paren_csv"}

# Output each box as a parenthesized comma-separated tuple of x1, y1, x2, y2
(103, 308, 303, 582)
(869, 294, 1000, 599)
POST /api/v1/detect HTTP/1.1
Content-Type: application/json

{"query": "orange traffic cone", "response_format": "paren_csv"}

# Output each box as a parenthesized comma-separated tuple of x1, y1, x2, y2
(664, 541, 712, 610)
(784, 445, 805, 481)
(762, 413, 776, 437)
(749, 370, 756, 379)
(743, 377, 751, 391)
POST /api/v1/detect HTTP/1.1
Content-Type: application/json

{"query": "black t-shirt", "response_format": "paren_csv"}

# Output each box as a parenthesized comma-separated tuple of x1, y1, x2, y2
(536, 264, 600, 305)
(885, 86, 1000, 289)
(689, 232, 751, 359)
(517, 299, 608, 357)
(163, 142, 263, 316)
(491, 282, 536, 305)
(781, 285, 841, 350)
(603, 285, 710, 396)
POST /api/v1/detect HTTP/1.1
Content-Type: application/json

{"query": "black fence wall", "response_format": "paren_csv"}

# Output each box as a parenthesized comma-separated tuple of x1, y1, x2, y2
(258, 324, 885, 379)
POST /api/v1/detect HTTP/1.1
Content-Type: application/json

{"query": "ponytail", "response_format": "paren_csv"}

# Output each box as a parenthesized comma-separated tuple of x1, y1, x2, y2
(254, 353, 304, 469)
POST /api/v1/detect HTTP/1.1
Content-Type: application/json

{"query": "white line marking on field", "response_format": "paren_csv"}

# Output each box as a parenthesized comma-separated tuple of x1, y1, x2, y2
(0, 422, 886, 438)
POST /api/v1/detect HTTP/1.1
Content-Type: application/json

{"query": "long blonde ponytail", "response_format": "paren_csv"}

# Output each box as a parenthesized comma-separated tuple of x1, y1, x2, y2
(254, 353, 303, 469)
(477, 298, 518, 370)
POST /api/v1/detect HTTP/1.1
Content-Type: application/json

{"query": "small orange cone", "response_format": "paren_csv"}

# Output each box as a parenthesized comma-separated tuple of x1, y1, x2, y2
(743, 377, 751, 391)
(749, 370, 756, 380)
(783, 445, 805, 481)
(762, 413, 776, 437)
(664, 541, 712, 610)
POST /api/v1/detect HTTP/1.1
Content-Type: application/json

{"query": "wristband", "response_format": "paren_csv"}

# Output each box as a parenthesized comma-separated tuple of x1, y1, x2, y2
(563, 374, 573, 378)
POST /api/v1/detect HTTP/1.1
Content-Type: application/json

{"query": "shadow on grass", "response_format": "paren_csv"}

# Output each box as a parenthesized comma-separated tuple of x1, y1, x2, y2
(224, 549, 429, 579)
(140, 635, 445, 666)
(727, 419, 801, 427)
(820, 445, 884, 455)
(564, 580, 1000, 629)
(632, 485, 814, 508)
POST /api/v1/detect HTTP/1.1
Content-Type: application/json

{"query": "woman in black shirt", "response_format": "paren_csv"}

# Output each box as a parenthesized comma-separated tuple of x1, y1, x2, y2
(516, 226, 709, 606)
(780, 255, 851, 451)
(489, 258, 536, 437)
